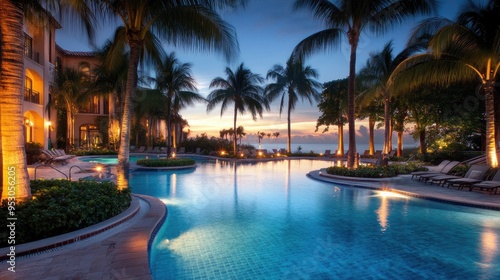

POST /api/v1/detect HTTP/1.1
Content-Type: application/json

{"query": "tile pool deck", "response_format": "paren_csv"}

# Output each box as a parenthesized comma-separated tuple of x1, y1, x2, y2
(1, 156, 499, 279)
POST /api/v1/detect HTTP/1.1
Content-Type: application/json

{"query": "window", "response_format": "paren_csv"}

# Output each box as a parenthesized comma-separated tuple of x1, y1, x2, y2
(24, 34, 39, 63)
(24, 34, 32, 58)
(80, 95, 100, 114)
(24, 77, 40, 104)
(103, 96, 109, 115)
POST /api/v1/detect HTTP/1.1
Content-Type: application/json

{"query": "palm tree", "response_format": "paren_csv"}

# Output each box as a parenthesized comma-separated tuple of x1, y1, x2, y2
(390, 0, 500, 167)
(0, 0, 95, 201)
(293, 0, 437, 168)
(50, 67, 91, 152)
(90, 39, 129, 150)
(265, 56, 321, 153)
(153, 53, 205, 157)
(207, 63, 269, 155)
(98, 0, 244, 189)
(359, 41, 427, 155)
(236, 126, 246, 145)
(316, 79, 348, 156)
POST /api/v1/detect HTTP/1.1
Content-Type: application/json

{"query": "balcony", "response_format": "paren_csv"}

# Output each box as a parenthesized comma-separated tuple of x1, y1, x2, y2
(24, 88, 40, 104)
(25, 49, 40, 64)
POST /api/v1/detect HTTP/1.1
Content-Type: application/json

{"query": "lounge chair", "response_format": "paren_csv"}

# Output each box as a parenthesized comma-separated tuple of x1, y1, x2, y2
(469, 169, 500, 194)
(411, 160, 450, 179)
(444, 165, 490, 189)
(136, 146, 145, 153)
(363, 150, 371, 157)
(417, 161, 460, 182)
(428, 164, 490, 187)
(53, 149, 75, 159)
(387, 150, 396, 157)
(151, 147, 159, 154)
(178, 147, 185, 154)
(39, 149, 70, 165)
(145, 146, 153, 153)
(324, 150, 331, 157)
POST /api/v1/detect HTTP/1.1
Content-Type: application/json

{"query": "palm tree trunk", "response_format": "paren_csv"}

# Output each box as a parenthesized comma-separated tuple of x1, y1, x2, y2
(117, 40, 141, 190)
(287, 89, 292, 154)
(419, 128, 426, 154)
(337, 124, 344, 156)
(233, 106, 237, 155)
(0, 0, 31, 201)
(484, 81, 498, 167)
(397, 131, 403, 157)
(369, 116, 375, 156)
(66, 107, 72, 152)
(347, 42, 358, 168)
(383, 91, 390, 154)
(166, 99, 172, 157)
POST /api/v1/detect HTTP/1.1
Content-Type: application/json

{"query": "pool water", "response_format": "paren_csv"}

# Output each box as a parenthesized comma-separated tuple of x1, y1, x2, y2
(129, 159, 500, 279)
(79, 155, 156, 164)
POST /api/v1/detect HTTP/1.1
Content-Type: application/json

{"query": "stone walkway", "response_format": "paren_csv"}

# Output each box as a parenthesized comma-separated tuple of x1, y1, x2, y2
(1, 157, 499, 279)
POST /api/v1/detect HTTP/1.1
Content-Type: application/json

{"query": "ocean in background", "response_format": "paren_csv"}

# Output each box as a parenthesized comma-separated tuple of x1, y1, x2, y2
(251, 143, 417, 154)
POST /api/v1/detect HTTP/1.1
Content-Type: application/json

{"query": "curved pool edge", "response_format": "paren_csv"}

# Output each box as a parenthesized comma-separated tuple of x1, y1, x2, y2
(308, 169, 500, 211)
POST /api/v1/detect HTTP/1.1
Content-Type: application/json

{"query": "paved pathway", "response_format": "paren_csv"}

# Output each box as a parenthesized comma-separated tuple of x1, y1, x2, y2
(0, 194, 166, 280)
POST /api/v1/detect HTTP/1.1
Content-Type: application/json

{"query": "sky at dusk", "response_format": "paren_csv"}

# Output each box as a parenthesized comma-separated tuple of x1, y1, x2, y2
(56, 0, 464, 149)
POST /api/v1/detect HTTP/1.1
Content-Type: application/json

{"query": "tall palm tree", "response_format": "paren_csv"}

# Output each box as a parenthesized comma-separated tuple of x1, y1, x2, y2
(98, 0, 244, 189)
(316, 79, 348, 156)
(90, 39, 129, 150)
(293, 0, 437, 168)
(153, 53, 205, 157)
(0, 0, 95, 201)
(359, 41, 427, 155)
(50, 67, 91, 152)
(265, 56, 321, 153)
(207, 63, 269, 155)
(236, 125, 246, 145)
(390, 0, 500, 167)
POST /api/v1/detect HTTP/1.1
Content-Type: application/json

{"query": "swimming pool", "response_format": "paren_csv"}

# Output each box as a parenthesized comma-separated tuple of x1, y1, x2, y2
(79, 155, 157, 164)
(129, 158, 500, 279)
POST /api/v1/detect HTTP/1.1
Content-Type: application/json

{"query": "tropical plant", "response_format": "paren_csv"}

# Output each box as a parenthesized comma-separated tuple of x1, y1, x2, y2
(316, 79, 348, 156)
(97, 0, 244, 189)
(90, 39, 130, 150)
(358, 41, 427, 154)
(0, 0, 96, 201)
(390, 0, 500, 167)
(50, 67, 91, 152)
(293, 0, 437, 168)
(236, 126, 246, 145)
(265, 56, 321, 153)
(153, 53, 205, 157)
(207, 63, 269, 155)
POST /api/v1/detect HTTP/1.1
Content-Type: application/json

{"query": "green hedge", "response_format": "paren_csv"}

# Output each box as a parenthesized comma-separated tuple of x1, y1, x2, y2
(0, 180, 131, 246)
(136, 157, 196, 167)
(326, 163, 427, 178)
(72, 149, 118, 156)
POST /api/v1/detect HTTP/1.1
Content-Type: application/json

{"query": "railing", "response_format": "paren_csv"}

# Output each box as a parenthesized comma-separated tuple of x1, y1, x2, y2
(24, 88, 40, 104)
(25, 49, 40, 64)
(34, 165, 68, 180)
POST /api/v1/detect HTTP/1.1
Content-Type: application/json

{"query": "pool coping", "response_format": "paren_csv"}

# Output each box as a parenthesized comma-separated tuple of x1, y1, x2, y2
(0, 195, 141, 261)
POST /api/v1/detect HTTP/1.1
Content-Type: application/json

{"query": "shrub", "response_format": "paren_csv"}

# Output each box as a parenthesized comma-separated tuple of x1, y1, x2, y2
(326, 163, 427, 178)
(0, 180, 131, 246)
(136, 157, 196, 167)
(25, 142, 43, 165)
(72, 148, 118, 156)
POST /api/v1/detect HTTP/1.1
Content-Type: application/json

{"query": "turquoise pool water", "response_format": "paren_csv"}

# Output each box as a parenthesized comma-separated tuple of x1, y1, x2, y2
(79, 155, 157, 164)
(129, 158, 500, 279)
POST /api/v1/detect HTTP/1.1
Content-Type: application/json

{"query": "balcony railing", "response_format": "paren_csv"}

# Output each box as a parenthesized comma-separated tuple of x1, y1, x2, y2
(25, 49, 40, 64)
(24, 88, 40, 104)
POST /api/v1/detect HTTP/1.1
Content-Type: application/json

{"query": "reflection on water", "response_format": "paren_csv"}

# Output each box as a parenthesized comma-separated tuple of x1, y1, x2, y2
(129, 159, 500, 279)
